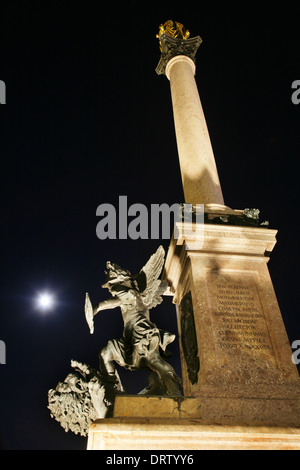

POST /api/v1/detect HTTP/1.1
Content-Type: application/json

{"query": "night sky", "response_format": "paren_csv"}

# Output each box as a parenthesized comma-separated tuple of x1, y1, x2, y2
(1, 2, 300, 450)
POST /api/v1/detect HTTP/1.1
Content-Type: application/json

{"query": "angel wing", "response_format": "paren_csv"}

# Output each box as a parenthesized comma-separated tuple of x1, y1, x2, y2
(137, 245, 168, 309)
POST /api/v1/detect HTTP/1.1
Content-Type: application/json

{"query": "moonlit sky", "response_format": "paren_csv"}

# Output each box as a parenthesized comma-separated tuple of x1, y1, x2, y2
(34, 291, 56, 312)
(1, 3, 300, 449)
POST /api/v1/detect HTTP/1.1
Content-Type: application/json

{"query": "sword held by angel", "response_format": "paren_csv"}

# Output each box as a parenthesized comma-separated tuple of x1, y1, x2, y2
(85, 245, 182, 396)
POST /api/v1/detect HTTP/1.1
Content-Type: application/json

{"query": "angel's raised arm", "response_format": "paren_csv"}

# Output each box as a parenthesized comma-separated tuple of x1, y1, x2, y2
(85, 293, 121, 334)
(93, 297, 121, 315)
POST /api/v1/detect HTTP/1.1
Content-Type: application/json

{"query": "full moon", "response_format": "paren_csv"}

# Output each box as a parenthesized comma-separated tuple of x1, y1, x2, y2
(35, 292, 56, 312)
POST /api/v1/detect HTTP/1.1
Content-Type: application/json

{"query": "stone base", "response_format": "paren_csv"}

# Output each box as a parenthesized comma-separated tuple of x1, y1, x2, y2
(87, 418, 300, 450)
(87, 396, 300, 450)
(162, 220, 300, 400)
(112, 395, 300, 427)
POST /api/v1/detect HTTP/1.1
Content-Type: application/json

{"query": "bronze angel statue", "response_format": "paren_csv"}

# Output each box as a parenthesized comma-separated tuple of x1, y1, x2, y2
(85, 245, 182, 396)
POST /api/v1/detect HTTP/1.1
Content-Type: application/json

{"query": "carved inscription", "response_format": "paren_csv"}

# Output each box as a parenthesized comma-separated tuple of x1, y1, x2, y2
(207, 272, 275, 360)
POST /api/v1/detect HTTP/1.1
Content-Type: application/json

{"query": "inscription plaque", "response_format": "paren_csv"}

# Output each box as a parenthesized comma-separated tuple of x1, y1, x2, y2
(206, 270, 276, 367)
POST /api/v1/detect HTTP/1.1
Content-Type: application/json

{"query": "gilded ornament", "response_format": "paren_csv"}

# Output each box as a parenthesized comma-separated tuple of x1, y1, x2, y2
(156, 20, 190, 40)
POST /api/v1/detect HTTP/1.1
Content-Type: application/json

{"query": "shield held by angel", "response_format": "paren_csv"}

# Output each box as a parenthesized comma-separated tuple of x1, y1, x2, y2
(85, 245, 182, 396)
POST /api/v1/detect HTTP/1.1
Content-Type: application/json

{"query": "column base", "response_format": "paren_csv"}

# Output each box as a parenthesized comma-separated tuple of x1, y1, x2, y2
(87, 395, 300, 450)
(87, 419, 300, 451)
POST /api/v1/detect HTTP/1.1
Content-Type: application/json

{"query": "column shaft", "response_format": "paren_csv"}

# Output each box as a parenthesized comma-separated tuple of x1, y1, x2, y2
(166, 56, 224, 206)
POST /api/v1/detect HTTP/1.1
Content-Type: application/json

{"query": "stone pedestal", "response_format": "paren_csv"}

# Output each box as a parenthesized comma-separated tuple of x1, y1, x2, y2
(87, 418, 300, 450)
(87, 216, 300, 449)
(87, 211, 300, 450)
(87, 397, 300, 450)
(162, 210, 300, 419)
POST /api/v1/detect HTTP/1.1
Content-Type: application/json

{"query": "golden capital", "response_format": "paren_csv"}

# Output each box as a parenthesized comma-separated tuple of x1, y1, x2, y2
(155, 21, 202, 76)
(156, 20, 190, 40)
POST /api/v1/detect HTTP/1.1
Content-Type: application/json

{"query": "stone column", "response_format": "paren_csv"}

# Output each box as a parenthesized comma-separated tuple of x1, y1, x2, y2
(156, 31, 224, 206)
(157, 23, 300, 428)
